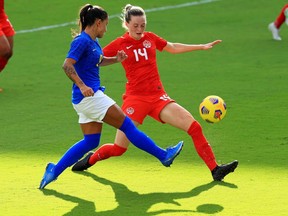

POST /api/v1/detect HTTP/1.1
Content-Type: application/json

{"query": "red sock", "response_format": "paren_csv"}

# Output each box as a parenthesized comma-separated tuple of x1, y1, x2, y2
(274, 4, 288, 28)
(187, 121, 218, 171)
(88, 143, 127, 165)
(0, 57, 8, 72)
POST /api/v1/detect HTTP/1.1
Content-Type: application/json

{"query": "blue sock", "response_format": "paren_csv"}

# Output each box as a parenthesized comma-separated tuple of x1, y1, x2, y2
(119, 116, 166, 161)
(54, 133, 101, 177)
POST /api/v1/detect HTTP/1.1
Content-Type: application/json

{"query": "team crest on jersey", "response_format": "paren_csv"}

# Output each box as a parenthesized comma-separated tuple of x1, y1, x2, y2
(143, 40, 151, 48)
(126, 107, 134, 115)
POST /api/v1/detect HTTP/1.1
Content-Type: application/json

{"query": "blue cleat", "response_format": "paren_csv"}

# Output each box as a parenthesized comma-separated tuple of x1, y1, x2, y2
(161, 141, 184, 167)
(39, 163, 57, 189)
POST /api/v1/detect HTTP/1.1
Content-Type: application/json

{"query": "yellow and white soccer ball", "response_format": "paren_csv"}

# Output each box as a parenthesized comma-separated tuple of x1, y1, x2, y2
(199, 95, 227, 123)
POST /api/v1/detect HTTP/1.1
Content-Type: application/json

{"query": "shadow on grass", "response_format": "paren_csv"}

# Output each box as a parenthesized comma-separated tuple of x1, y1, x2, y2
(42, 172, 237, 215)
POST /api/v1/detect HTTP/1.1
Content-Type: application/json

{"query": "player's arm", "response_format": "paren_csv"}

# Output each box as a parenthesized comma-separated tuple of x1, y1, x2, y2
(163, 40, 222, 54)
(100, 50, 128, 66)
(62, 58, 94, 97)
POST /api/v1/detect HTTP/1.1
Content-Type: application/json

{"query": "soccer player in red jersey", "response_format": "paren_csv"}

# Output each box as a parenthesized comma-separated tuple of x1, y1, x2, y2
(268, 4, 288, 41)
(0, 0, 15, 92)
(73, 4, 238, 181)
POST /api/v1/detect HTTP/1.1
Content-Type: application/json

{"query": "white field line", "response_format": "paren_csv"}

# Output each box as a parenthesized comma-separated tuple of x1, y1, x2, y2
(16, 0, 219, 34)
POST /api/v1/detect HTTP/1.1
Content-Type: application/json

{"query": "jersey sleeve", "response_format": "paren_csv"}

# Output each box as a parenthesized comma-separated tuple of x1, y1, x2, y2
(103, 38, 121, 57)
(66, 36, 88, 61)
(147, 32, 167, 51)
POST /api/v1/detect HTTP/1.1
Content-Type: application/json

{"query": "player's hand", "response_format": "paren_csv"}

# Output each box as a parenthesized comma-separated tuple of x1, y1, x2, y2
(80, 85, 94, 97)
(203, 40, 222, 50)
(116, 50, 128, 62)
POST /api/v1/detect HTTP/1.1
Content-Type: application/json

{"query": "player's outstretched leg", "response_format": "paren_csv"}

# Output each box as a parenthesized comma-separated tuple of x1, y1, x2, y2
(39, 134, 101, 189)
(211, 160, 238, 181)
(72, 141, 184, 171)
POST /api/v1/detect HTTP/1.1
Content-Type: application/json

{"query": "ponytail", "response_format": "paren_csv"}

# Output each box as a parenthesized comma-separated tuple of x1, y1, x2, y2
(71, 4, 108, 37)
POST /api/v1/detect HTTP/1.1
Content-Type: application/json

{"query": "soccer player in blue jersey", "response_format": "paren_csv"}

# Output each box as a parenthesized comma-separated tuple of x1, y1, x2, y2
(39, 4, 183, 189)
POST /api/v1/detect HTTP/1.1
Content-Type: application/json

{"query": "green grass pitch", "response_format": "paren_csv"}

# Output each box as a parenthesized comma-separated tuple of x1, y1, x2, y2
(1, 0, 287, 215)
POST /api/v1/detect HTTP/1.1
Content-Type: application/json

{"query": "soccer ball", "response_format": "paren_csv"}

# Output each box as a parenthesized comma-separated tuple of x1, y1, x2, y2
(199, 95, 227, 123)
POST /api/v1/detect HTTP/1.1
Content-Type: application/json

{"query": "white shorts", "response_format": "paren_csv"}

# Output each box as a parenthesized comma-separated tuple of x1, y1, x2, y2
(73, 90, 116, 124)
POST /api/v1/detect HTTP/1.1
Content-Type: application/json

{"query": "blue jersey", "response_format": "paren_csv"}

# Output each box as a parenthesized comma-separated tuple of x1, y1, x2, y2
(66, 32, 103, 104)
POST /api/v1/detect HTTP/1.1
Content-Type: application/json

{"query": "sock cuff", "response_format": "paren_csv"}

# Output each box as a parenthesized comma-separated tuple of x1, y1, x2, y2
(84, 133, 101, 139)
(119, 116, 131, 132)
(84, 133, 101, 148)
(187, 121, 202, 136)
(113, 143, 128, 152)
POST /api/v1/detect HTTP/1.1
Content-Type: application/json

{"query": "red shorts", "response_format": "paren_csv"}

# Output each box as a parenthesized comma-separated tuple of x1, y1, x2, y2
(0, 11, 15, 37)
(121, 92, 175, 124)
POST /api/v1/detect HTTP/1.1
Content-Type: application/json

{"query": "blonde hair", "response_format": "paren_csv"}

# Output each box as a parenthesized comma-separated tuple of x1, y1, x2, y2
(121, 4, 145, 30)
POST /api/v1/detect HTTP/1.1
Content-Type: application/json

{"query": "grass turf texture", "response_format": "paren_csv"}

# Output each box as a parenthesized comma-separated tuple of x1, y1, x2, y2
(1, 0, 288, 215)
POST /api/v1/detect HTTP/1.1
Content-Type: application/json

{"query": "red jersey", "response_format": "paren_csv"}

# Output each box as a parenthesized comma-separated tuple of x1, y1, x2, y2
(0, 0, 4, 13)
(103, 32, 168, 96)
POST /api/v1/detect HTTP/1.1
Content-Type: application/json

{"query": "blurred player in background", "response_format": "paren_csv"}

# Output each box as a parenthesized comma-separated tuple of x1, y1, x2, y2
(268, 4, 288, 41)
(72, 4, 238, 181)
(39, 4, 183, 189)
(0, 0, 15, 92)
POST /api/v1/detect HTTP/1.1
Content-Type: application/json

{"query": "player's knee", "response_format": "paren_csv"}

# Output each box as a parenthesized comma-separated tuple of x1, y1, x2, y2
(0, 57, 8, 71)
(6, 50, 13, 59)
(0, 46, 13, 59)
